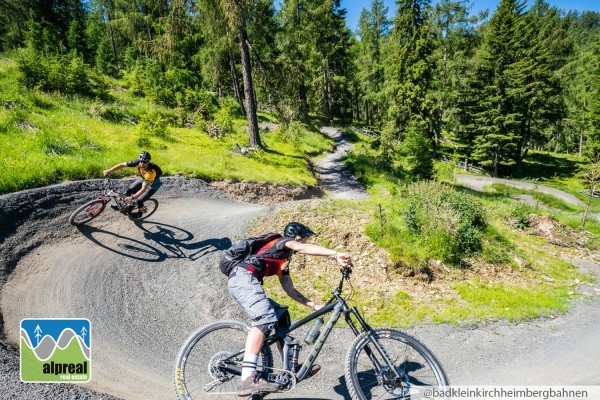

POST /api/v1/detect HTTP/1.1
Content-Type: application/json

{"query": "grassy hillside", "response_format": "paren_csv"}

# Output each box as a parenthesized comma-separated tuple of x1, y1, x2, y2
(0, 53, 330, 195)
(2, 51, 599, 327)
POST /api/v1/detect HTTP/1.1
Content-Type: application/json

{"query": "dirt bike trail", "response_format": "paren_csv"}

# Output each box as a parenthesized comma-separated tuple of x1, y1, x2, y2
(1, 132, 599, 400)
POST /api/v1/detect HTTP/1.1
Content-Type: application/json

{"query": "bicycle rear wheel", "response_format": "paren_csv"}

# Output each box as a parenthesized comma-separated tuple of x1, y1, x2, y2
(68, 199, 106, 226)
(174, 320, 274, 400)
(129, 199, 158, 220)
(345, 329, 448, 400)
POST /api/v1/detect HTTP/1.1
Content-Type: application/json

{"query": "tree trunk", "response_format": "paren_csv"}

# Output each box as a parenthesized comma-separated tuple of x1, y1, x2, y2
(299, 82, 309, 122)
(105, 8, 117, 66)
(323, 60, 334, 123)
(239, 34, 262, 148)
(494, 148, 499, 177)
(228, 46, 246, 116)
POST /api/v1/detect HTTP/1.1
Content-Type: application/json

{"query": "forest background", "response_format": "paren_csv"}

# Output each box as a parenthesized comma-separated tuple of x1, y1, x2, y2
(2, 0, 600, 324)
(1, 0, 600, 180)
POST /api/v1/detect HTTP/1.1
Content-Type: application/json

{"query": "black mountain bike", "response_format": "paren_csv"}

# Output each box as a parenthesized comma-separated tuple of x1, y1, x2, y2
(68, 178, 159, 226)
(174, 266, 448, 399)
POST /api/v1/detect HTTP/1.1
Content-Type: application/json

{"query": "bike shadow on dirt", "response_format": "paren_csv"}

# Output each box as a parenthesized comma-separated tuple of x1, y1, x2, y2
(75, 224, 167, 262)
(133, 220, 232, 260)
(75, 221, 232, 262)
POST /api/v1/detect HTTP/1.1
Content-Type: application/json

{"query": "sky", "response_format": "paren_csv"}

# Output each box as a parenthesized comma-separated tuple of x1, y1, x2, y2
(340, 0, 600, 32)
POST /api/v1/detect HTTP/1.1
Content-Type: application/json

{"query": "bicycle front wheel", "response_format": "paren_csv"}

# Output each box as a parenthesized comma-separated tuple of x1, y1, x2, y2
(174, 320, 274, 400)
(345, 329, 448, 400)
(68, 199, 106, 226)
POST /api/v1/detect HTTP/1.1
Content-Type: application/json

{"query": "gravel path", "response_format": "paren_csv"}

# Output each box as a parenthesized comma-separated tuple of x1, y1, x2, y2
(315, 127, 369, 200)
(1, 137, 600, 400)
(454, 174, 585, 205)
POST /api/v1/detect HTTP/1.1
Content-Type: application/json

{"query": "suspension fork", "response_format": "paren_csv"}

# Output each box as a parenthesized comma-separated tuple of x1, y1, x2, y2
(345, 307, 402, 380)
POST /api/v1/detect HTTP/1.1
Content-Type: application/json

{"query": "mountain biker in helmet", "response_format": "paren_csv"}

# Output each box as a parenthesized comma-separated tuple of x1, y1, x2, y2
(103, 151, 163, 217)
(227, 222, 352, 396)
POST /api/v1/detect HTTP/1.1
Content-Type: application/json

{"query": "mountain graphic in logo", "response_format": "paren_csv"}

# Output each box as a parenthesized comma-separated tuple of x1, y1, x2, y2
(20, 318, 91, 382)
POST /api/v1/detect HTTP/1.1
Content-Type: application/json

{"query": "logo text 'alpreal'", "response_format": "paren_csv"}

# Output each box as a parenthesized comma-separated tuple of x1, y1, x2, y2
(20, 318, 91, 383)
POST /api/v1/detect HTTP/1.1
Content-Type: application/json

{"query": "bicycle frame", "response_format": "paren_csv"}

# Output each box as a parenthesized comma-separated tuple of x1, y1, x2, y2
(100, 178, 131, 213)
(219, 268, 403, 385)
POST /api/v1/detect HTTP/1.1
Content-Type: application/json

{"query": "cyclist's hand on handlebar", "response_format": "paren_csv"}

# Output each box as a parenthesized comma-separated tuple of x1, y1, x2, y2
(102, 169, 110, 177)
(335, 252, 352, 268)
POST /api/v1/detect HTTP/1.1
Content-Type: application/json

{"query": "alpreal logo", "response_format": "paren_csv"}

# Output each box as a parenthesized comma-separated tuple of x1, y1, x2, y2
(20, 318, 91, 383)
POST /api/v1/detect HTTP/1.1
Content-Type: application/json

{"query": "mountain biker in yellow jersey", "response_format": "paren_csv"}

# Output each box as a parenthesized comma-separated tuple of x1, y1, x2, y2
(227, 222, 352, 396)
(102, 151, 162, 218)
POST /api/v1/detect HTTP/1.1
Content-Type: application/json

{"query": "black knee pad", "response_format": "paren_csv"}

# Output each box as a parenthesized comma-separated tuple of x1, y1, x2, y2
(256, 322, 275, 336)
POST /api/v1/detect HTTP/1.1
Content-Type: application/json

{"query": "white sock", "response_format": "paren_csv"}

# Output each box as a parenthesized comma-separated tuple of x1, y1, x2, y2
(241, 353, 259, 380)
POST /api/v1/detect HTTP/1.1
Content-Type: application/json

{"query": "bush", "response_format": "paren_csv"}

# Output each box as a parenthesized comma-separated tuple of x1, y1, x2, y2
(17, 49, 95, 96)
(509, 203, 532, 230)
(182, 89, 218, 117)
(386, 181, 486, 265)
(275, 121, 306, 145)
(138, 111, 172, 141)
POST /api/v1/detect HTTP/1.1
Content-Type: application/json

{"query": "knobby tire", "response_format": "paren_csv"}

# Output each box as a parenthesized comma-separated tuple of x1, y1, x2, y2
(345, 328, 448, 400)
(68, 199, 106, 226)
(174, 320, 273, 400)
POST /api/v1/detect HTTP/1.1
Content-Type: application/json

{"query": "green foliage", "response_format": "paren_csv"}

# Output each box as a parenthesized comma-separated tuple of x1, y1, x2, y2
(369, 180, 486, 266)
(509, 202, 532, 230)
(17, 49, 97, 96)
(182, 89, 219, 116)
(400, 125, 434, 180)
(138, 111, 173, 141)
(40, 133, 74, 156)
(274, 121, 306, 145)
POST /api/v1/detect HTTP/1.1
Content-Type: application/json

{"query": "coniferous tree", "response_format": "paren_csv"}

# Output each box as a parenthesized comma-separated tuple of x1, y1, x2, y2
(276, 0, 312, 122)
(431, 0, 477, 156)
(383, 0, 436, 179)
(355, 0, 391, 128)
(470, 0, 525, 176)
(583, 32, 600, 158)
(220, 0, 262, 148)
(509, 6, 565, 168)
(246, 0, 280, 108)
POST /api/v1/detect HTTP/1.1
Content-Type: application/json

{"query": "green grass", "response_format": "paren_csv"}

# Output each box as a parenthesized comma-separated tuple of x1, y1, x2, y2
(0, 55, 331, 194)
(486, 183, 583, 212)
(3, 50, 598, 328)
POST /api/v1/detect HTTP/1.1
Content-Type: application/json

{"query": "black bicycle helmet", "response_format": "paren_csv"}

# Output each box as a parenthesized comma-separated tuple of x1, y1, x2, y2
(284, 222, 315, 239)
(139, 151, 151, 162)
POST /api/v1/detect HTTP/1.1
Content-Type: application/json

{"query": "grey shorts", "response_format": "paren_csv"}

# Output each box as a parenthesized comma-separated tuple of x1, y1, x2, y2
(228, 266, 278, 327)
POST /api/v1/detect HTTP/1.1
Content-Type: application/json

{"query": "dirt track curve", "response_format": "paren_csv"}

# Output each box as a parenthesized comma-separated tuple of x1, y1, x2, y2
(1, 128, 600, 400)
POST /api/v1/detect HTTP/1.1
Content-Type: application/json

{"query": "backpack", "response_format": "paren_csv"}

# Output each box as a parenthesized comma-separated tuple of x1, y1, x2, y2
(219, 233, 288, 277)
(149, 162, 163, 178)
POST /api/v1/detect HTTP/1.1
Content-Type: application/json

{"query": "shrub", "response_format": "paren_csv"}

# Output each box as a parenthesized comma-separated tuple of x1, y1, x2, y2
(380, 180, 486, 265)
(509, 203, 532, 230)
(138, 111, 171, 141)
(275, 121, 306, 145)
(182, 89, 218, 117)
(17, 49, 95, 96)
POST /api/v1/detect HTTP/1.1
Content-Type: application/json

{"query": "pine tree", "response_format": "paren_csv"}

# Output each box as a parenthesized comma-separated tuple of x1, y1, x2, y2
(220, 0, 262, 148)
(430, 0, 477, 156)
(470, 0, 525, 176)
(355, 0, 391, 127)
(382, 0, 436, 179)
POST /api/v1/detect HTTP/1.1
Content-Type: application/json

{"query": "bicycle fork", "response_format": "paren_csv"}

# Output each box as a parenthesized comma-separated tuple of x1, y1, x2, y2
(345, 307, 407, 390)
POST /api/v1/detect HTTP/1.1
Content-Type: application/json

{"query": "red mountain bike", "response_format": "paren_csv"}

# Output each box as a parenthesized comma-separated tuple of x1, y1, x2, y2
(68, 178, 158, 226)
